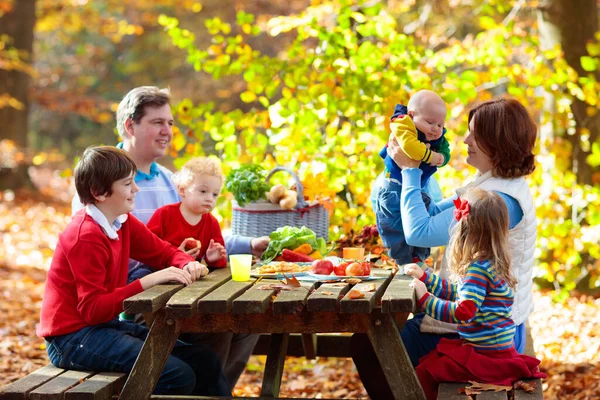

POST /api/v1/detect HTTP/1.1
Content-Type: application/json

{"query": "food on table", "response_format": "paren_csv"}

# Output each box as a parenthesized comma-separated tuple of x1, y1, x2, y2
(281, 248, 314, 262)
(312, 259, 334, 275)
(254, 261, 312, 275)
(261, 226, 328, 262)
(279, 190, 298, 210)
(225, 164, 270, 206)
(292, 243, 312, 255)
(268, 184, 287, 204)
(345, 262, 368, 276)
(334, 261, 352, 276)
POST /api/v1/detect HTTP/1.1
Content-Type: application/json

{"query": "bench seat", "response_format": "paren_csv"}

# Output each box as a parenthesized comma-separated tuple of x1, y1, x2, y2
(0, 364, 125, 400)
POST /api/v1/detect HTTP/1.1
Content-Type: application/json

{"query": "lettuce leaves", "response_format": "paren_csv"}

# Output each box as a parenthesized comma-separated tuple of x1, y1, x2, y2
(261, 226, 328, 262)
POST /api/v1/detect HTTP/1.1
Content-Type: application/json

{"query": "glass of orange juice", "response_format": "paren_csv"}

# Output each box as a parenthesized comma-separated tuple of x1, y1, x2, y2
(343, 247, 365, 260)
(230, 254, 253, 282)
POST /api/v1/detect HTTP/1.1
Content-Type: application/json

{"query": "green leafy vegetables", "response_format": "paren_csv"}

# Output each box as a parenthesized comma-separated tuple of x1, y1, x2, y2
(225, 164, 270, 206)
(261, 226, 328, 262)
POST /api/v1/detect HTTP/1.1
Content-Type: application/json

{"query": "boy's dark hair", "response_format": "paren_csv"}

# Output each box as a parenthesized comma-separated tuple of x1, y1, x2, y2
(468, 98, 537, 179)
(75, 146, 137, 205)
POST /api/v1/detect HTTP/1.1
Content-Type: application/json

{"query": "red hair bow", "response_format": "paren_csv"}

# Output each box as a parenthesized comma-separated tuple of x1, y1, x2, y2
(453, 197, 470, 221)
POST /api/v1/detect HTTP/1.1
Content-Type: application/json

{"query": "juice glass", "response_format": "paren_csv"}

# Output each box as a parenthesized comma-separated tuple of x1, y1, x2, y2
(230, 254, 253, 282)
(343, 247, 365, 260)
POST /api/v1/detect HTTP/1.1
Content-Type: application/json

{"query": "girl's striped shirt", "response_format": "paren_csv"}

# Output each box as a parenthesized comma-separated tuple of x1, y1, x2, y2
(417, 260, 516, 350)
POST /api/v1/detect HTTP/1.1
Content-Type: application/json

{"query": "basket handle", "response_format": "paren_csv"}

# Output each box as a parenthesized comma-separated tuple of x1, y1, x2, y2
(265, 166, 308, 208)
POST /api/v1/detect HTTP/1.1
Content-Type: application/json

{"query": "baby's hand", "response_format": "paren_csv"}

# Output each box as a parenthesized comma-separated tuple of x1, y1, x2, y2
(410, 278, 428, 299)
(404, 263, 424, 279)
(430, 151, 444, 167)
(206, 239, 227, 264)
(179, 238, 201, 258)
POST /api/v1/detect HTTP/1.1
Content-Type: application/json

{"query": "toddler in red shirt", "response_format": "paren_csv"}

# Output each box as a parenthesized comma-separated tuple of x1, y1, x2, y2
(38, 146, 229, 396)
(147, 157, 228, 268)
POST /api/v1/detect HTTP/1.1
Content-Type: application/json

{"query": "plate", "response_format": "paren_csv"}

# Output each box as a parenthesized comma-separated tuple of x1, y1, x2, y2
(250, 271, 310, 279)
(299, 273, 387, 282)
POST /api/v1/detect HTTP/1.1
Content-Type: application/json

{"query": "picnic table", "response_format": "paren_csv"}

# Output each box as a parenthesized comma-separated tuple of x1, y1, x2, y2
(119, 266, 425, 400)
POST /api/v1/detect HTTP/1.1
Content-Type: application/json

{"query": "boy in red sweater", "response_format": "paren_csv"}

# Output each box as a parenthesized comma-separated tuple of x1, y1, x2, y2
(38, 146, 229, 396)
(147, 157, 228, 268)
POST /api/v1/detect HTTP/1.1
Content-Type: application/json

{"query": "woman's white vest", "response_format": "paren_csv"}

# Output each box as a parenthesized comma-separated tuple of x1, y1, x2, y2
(421, 171, 536, 332)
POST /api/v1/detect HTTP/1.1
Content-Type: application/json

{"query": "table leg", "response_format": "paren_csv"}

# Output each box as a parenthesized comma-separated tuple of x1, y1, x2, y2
(363, 313, 426, 400)
(120, 310, 181, 400)
(260, 333, 289, 398)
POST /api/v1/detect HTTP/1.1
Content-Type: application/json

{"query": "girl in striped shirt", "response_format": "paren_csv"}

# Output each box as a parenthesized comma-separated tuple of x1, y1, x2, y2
(405, 188, 545, 399)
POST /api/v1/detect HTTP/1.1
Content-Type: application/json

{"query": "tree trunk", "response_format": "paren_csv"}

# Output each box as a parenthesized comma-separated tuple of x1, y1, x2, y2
(0, 0, 36, 190)
(538, 0, 599, 185)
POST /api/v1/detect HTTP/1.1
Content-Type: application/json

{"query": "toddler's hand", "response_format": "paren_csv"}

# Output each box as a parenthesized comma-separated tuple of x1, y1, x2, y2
(183, 261, 209, 281)
(404, 263, 424, 279)
(206, 239, 227, 264)
(430, 151, 444, 167)
(410, 278, 428, 299)
(179, 238, 201, 258)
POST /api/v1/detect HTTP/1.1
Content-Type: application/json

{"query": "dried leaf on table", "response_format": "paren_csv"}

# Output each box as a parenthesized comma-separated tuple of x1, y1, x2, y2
(467, 381, 512, 392)
(283, 274, 301, 287)
(321, 291, 334, 296)
(514, 380, 536, 393)
(348, 290, 365, 299)
(344, 278, 362, 284)
(362, 283, 377, 292)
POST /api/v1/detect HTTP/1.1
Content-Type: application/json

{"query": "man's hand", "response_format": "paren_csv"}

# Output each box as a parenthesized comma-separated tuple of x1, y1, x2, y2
(178, 238, 201, 258)
(183, 261, 209, 281)
(206, 239, 227, 264)
(388, 135, 421, 169)
(250, 236, 270, 258)
(404, 263, 424, 279)
(430, 151, 444, 167)
(140, 266, 192, 290)
(410, 278, 428, 300)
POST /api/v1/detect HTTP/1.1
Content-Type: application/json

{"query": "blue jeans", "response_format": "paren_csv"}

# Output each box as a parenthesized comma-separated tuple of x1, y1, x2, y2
(374, 178, 432, 264)
(46, 319, 230, 396)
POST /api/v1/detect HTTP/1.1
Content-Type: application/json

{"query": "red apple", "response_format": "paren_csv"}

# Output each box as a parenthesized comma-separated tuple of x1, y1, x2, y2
(184, 238, 200, 250)
(312, 259, 334, 275)
(346, 262, 367, 276)
(334, 261, 351, 276)
(361, 261, 372, 276)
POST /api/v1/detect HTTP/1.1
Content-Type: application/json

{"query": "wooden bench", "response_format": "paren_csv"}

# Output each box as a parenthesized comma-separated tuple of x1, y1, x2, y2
(0, 364, 125, 400)
(437, 323, 544, 399)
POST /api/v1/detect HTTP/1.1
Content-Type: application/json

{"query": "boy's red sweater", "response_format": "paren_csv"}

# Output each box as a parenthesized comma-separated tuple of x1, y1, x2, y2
(37, 210, 194, 338)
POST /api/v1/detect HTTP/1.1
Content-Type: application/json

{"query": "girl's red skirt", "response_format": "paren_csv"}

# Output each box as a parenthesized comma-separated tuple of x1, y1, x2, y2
(415, 338, 547, 400)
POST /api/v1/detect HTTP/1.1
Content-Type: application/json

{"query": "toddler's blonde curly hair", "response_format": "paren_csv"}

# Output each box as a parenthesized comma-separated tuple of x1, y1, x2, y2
(171, 157, 224, 189)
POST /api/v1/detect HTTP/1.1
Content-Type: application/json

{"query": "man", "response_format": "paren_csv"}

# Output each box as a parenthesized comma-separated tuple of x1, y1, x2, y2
(72, 86, 267, 388)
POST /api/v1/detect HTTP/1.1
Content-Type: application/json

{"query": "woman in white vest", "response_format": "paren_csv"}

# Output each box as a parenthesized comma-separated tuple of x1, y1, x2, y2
(352, 99, 537, 399)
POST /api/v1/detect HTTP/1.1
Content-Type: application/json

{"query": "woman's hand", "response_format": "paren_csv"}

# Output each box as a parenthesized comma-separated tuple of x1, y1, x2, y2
(140, 266, 193, 290)
(404, 263, 424, 279)
(206, 239, 227, 264)
(183, 261, 209, 281)
(410, 278, 428, 300)
(388, 135, 421, 169)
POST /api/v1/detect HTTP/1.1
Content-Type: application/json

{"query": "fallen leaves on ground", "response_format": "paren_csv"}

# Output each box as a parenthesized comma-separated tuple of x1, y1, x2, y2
(1, 190, 599, 399)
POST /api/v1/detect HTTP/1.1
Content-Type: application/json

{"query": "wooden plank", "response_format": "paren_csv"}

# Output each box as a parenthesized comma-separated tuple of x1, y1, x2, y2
(166, 268, 232, 318)
(478, 391, 509, 399)
(123, 284, 184, 314)
(64, 372, 125, 400)
(29, 370, 95, 400)
(252, 333, 353, 358)
(340, 271, 393, 314)
(232, 279, 279, 314)
(198, 280, 256, 314)
(381, 275, 415, 313)
(272, 281, 314, 314)
(149, 396, 342, 400)
(301, 333, 317, 359)
(513, 379, 544, 399)
(260, 333, 289, 398)
(0, 364, 65, 400)
(363, 313, 425, 400)
(120, 311, 181, 400)
(306, 282, 351, 312)
(436, 383, 467, 400)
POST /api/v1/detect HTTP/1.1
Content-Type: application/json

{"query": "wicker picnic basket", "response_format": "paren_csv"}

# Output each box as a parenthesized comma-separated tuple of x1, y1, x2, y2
(231, 166, 329, 240)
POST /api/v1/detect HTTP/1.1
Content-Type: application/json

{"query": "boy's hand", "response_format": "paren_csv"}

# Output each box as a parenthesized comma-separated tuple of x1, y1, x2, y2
(250, 236, 270, 258)
(404, 263, 424, 279)
(410, 278, 428, 299)
(179, 238, 201, 258)
(140, 266, 193, 290)
(206, 239, 227, 264)
(430, 151, 444, 167)
(183, 261, 209, 281)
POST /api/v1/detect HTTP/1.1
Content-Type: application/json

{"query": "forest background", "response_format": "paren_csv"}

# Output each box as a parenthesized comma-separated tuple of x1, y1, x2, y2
(1, 0, 599, 398)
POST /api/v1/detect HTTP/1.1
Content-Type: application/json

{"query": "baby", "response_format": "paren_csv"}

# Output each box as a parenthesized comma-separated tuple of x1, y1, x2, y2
(147, 157, 228, 268)
(379, 89, 450, 185)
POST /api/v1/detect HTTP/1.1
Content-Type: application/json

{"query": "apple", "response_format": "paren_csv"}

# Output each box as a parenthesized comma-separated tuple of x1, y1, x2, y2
(346, 262, 368, 276)
(312, 259, 334, 275)
(184, 238, 200, 250)
(334, 261, 351, 276)
(361, 261, 372, 276)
